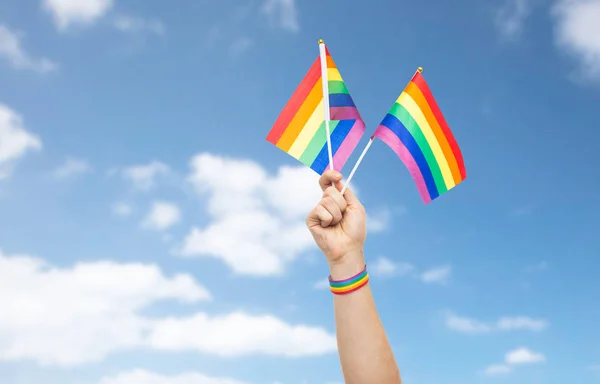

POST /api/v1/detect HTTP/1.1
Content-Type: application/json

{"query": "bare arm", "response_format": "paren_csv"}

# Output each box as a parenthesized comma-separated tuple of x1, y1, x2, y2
(330, 252, 401, 384)
(306, 170, 401, 384)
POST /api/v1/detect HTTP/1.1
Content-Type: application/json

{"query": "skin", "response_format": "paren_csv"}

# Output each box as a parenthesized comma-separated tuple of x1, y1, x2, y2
(306, 169, 402, 384)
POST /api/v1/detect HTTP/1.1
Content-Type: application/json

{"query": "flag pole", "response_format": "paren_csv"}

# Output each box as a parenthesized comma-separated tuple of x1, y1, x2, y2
(318, 39, 334, 172)
(341, 66, 424, 195)
(341, 137, 374, 194)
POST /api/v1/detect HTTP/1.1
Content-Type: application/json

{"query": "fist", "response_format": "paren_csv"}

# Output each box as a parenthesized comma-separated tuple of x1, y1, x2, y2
(306, 170, 367, 266)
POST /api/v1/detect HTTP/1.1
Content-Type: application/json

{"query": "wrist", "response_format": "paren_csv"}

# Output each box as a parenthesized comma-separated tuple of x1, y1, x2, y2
(328, 249, 365, 280)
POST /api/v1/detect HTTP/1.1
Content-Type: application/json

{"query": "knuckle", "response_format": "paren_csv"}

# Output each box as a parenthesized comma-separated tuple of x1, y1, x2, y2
(322, 196, 335, 206)
(323, 186, 336, 197)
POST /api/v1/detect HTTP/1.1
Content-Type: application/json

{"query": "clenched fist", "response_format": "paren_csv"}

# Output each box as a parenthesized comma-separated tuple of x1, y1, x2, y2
(306, 170, 367, 276)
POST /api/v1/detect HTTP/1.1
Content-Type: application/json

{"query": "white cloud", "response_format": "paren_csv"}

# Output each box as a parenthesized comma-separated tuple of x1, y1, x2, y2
(421, 265, 451, 284)
(181, 153, 321, 276)
(0, 103, 42, 179)
(367, 209, 391, 233)
(148, 312, 336, 357)
(99, 369, 245, 384)
(313, 278, 329, 290)
(262, 0, 300, 33)
(552, 0, 600, 81)
(0, 248, 336, 366)
(0, 248, 210, 366)
(494, 0, 533, 39)
(370, 257, 415, 278)
(113, 15, 165, 36)
(445, 313, 492, 334)
(121, 161, 170, 191)
(370, 257, 397, 276)
(496, 316, 548, 331)
(505, 347, 546, 364)
(50, 157, 91, 179)
(483, 364, 513, 375)
(445, 313, 548, 334)
(0, 25, 57, 73)
(112, 202, 132, 217)
(142, 201, 181, 231)
(43, 0, 114, 30)
(483, 347, 545, 375)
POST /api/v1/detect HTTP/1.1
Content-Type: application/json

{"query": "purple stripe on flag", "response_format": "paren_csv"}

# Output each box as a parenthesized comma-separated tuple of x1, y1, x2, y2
(330, 107, 362, 120)
(372, 125, 431, 204)
(333, 119, 365, 171)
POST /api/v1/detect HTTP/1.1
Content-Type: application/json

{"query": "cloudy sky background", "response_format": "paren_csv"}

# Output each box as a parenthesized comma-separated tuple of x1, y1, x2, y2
(1, 0, 599, 383)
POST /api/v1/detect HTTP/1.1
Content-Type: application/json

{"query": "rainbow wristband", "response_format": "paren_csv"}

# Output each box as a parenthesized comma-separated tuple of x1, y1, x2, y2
(329, 265, 369, 295)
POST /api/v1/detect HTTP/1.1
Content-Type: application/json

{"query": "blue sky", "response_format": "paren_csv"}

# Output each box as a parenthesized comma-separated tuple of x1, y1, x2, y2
(0, 0, 599, 383)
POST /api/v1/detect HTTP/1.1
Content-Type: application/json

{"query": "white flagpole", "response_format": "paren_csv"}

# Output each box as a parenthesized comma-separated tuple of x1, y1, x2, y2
(318, 39, 334, 171)
(341, 137, 374, 195)
(341, 66, 424, 195)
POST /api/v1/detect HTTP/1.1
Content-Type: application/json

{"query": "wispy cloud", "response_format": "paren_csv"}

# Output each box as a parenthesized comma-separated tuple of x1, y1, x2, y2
(445, 312, 492, 334)
(113, 14, 166, 36)
(99, 369, 246, 384)
(50, 158, 91, 179)
(446, 312, 548, 334)
(497, 316, 548, 331)
(112, 202, 133, 217)
(483, 364, 513, 376)
(43, 0, 113, 30)
(120, 161, 171, 191)
(0, 25, 57, 73)
(552, 0, 600, 82)
(494, 0, 533, 40)
(505, 347, 546, 364)
(483, 347, 545, 376)
(141, 201, 181, 231)
(0, 103, 42, 179)
(367, 209, 391, 233)
(262, 0, 300, 33)
(313, 278, 329, 290)
(370, 257, 415, 278)
(421, 265, 452, 285)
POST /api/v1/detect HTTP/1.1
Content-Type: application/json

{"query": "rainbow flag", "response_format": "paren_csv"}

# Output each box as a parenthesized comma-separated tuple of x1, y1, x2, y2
(266, 45, 365, 174)
(372, 70, 466, 204)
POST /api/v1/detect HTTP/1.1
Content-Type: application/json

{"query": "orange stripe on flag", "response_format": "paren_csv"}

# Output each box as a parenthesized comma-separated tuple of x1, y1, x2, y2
(277, 78, 323, 151)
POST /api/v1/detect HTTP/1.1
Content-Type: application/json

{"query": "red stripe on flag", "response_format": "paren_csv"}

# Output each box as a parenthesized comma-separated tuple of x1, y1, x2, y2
(411, 72, 466, 179)
(266, 57, 321, 145)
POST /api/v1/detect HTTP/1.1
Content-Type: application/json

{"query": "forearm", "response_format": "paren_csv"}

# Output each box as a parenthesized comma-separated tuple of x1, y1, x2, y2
(329, 251, 401, 384)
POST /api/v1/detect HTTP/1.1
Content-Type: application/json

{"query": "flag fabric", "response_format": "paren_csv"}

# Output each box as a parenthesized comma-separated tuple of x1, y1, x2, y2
(266, 47, 365, 174)
(372, 71, 466, 204)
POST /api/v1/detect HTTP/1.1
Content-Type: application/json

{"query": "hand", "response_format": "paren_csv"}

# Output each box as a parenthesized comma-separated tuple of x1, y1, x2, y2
(306, 170, 367, 273)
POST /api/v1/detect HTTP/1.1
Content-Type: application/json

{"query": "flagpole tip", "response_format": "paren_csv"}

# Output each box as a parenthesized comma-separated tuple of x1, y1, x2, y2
(318, 39, 324, 44)
(417, 66, 423, 73)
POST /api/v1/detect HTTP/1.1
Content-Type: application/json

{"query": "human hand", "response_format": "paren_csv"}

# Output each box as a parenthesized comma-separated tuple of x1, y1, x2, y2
(306, 170, 367, 277)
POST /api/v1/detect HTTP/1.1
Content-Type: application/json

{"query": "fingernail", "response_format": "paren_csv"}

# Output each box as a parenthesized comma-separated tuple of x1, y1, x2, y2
(334, 172, 341, 179)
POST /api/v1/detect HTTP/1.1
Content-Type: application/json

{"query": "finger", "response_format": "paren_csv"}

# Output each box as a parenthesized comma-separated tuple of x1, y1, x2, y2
(307, 205, 333, 227)
(318, 170, 343, 192)
(342, 186, 362, 208)
(321, 196, 343, 225)
(323, 186, 347, 214)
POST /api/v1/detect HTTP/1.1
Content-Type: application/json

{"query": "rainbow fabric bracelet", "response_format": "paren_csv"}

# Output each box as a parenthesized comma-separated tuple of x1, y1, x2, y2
(329, 265, 369, 295)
